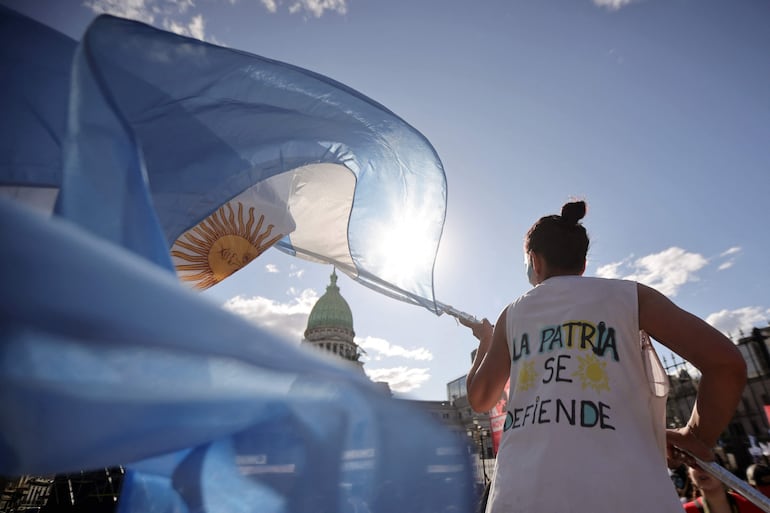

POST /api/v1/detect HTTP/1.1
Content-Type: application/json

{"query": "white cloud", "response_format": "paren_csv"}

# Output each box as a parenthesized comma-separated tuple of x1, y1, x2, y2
(706, 307, 770, 338)
(177, 0, 195, 14)
(595, 260, 626, 279)
(83, 0, 156, 23)
(593, 0, 636, 11)
(222, 288, 319, 341)
(84, 0, 210, 41)
(717, 246, 741, 271)
(365, 367, 431, 394)
(356, 336, 433, 362)
(262, 0, 347, 17)
(188, 13, 204, 39)
(164, 13, 205, 40)
(289, 265, 305, 278)
(607, 48, 625, 65)
(265, 264, 279, 273)
(261, 0, 278, 13)
(595, 247, 707, 297)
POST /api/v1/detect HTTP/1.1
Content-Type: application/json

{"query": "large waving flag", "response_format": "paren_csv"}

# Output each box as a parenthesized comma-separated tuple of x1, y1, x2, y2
(55, 13, 448, 313)
(0, 5, 75, 212)
(1, 198, 473, 513)
(1, 7, 475, 513)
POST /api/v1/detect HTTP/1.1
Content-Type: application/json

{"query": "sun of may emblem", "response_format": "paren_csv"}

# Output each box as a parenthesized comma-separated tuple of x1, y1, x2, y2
(516, 361, 537, 392)
(172, 201, 284, 290)
(573, 353, 610, 392)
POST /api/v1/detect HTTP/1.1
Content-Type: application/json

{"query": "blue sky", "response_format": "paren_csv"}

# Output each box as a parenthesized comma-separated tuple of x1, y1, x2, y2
(7, 0, 769, 400)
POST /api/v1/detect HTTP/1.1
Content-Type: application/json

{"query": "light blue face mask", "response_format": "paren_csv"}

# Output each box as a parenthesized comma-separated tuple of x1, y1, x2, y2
(526, 255, 537, 287)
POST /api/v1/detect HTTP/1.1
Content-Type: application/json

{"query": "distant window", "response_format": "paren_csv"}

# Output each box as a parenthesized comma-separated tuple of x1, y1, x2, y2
(446, 376, 468, 402)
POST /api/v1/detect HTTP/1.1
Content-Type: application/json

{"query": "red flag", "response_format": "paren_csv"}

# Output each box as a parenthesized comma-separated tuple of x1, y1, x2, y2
(489, 379, 511, 455)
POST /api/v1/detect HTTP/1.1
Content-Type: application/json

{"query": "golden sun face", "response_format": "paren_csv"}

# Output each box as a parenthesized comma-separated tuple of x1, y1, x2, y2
(171, 201, 284, 290)
(572, 353, 610, 392)
(516, 361, 537, 392)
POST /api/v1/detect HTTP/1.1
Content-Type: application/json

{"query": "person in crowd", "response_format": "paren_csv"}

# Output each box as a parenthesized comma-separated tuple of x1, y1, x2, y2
(683, 464, 765, 512)
(746, 462, 770, 498)
(672, 465, 696, 504)
(462, 200, 747, 512)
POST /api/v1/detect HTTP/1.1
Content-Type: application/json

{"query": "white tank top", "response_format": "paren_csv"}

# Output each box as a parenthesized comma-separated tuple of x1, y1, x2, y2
(486, 276, 681, 513)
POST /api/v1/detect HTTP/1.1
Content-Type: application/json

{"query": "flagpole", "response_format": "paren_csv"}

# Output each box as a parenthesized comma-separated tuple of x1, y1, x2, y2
(434, 302, 479, 325)
(274, 243, 481, 323)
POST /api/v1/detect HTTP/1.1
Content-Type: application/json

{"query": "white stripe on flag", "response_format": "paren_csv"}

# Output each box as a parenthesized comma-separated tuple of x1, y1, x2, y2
(284, 163, 357, 273)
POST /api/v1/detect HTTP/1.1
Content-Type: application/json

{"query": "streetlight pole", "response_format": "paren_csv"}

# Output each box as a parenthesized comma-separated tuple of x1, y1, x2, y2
(478, 426, 489, 484)
(467, 423, 490, 485)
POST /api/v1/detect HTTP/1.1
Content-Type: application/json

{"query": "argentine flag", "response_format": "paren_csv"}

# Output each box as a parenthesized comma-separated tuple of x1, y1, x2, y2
(1, 6, 473, 513)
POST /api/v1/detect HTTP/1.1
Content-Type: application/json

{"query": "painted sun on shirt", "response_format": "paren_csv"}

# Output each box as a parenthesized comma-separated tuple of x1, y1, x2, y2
(171, 202, 284, 290)
(573, 353, 610, 392)
(516, 361, 537, 392)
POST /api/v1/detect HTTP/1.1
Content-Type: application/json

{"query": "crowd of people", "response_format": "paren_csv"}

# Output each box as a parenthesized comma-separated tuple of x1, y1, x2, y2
(670, 460, 770, 512)
(473, 457, 770, 513)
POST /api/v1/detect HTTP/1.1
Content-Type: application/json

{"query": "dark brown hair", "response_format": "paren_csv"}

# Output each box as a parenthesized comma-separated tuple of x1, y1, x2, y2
(524, 201, 589, 273)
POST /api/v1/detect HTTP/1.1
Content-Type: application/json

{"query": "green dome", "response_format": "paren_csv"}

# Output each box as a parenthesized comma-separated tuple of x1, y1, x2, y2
(306, 270, 354, 332)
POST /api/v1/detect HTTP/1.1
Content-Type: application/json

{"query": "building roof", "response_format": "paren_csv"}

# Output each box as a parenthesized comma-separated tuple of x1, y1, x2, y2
(306, 269, 354, 332)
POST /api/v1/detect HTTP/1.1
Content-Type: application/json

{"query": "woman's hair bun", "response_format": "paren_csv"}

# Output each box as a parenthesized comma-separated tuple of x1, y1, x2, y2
(560, 201, 587, 225)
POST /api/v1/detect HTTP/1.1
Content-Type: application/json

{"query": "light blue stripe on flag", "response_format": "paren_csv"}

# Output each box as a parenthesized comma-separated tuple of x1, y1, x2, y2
(0, 197, 474, 513)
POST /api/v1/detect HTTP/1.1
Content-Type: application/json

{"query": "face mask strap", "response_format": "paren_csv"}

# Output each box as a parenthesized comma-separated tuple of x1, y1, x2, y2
(526, 253, 537, 287)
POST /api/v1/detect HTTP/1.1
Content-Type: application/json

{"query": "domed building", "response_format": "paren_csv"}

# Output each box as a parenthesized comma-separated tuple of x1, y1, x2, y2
(302, 269, 365, 372)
